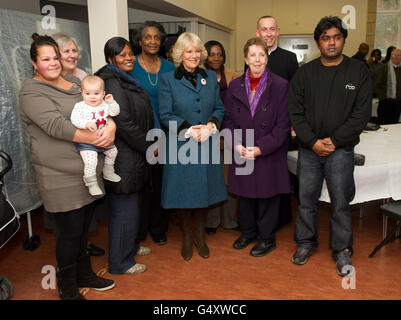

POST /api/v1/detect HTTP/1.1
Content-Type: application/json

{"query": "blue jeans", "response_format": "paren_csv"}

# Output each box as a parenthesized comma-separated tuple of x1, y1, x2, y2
(108, 192, 141, 274)
(294, 147, 355, 253)
(74, 142, 106, 152)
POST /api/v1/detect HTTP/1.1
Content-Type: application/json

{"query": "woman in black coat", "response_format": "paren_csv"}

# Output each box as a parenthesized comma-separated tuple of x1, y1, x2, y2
(96, 37, 154, 275)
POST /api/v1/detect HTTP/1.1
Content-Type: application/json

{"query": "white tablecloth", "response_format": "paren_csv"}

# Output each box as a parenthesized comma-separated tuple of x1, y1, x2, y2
(287, 124, 401, 204)
(372, 98, 379, 117)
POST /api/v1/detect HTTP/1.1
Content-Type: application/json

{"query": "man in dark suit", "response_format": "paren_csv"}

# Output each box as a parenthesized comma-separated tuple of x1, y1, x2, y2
(351, 42, 369, 64)
(374, 48, 401, 124)
(255, 15, 299, 229)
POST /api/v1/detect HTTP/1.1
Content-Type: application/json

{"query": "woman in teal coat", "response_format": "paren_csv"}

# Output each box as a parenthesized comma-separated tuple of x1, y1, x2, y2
(158, 32, 227, 261)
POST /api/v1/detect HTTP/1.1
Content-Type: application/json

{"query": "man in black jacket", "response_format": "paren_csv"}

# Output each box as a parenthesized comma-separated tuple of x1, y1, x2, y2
(254, 15, 299, 230)
(374, 48, 401, 124)
(255, 15, 299, 81)
(352, 42, 369, 65)
(244, 16, 299, 80)
(288, 16, 371, 277)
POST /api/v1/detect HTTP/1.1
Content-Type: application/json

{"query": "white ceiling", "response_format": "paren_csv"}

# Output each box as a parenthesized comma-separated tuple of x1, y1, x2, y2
(48, 0, 87, 5)
(48, 0, 195, 17)
(128, 0, 194, 17)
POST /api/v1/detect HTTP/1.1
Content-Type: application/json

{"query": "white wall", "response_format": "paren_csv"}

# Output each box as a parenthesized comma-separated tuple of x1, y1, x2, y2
(87, 0, 129, 72)
(199, 24, 235, 70)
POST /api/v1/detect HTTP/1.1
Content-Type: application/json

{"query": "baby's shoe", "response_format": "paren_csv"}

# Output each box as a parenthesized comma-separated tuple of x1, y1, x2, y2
(102, 163, 121, 182)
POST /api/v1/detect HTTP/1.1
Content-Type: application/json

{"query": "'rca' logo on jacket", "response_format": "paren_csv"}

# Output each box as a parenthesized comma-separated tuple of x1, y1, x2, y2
(345, 83, 355, 90)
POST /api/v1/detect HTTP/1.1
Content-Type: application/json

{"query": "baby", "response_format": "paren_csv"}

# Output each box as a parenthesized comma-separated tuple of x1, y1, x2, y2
(71, 75, 120, 196)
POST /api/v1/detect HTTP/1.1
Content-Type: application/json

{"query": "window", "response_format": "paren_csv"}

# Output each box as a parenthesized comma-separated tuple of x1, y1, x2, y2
(375, 0, 401, 54)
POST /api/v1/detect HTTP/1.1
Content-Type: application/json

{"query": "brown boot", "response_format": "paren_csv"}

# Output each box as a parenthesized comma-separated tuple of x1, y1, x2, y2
(193, 209, 209, 258)
(178, 212, 193, 261)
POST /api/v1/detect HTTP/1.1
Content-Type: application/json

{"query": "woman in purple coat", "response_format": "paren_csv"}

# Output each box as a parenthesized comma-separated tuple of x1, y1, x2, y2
(222, 37, 291, 257)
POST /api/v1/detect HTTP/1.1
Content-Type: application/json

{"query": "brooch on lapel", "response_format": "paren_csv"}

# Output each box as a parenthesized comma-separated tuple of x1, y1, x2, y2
(201, 78, 206, 86)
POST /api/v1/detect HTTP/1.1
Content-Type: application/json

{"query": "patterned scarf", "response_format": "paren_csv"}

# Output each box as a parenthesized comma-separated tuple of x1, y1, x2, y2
(387, 62, 397, 99)
(245, 68, 268, 118)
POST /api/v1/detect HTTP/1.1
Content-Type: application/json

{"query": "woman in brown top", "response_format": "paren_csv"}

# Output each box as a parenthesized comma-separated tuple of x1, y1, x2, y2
(47, 33, 106, 258)
(19, 33, 115, 300)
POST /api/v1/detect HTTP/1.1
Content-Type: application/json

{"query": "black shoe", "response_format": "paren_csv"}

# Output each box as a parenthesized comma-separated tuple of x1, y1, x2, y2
(221, 226, 240, 232)
(333, 249, 353, 277)
(205, 227, 217, 235)
(291, 246, 315, 265)
(77, 252, 115, 291)
(151, 233, 167, 246)
(87, 243, 105, 257)
(57, 264, 86, 300)
(250, 241, 277, 257)
(233, 236, 257, 249)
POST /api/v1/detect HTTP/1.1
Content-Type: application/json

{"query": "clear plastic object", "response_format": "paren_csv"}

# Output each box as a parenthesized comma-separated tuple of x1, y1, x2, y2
(0, 8, 92, 214)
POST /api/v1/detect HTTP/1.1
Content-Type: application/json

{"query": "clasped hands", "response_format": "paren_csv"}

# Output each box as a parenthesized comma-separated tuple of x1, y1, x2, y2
(235, 144, 262, 160)
(312, 137, 335, 157)
(188, 123, 215, 143)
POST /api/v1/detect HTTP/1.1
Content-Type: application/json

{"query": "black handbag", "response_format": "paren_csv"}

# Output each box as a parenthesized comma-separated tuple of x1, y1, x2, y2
(0, 151, 20, 249)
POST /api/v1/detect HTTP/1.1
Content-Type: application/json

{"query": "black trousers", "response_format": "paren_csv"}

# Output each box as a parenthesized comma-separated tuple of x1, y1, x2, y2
(277, 193, 293, 229)
(238, 195, 280, 242)
(277, 136, 295, 229)
(52, 202, 95, 268)
(137, 164, 170, 241)
(378, 99, 401, 124)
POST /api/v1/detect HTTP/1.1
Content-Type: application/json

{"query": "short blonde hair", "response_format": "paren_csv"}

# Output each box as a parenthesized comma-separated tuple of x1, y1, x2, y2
(171, 32, 208, 67)
(81, 75, 104, 91)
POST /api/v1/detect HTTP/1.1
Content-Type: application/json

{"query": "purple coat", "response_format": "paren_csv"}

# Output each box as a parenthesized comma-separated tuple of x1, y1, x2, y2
(222, 69, 291, 198)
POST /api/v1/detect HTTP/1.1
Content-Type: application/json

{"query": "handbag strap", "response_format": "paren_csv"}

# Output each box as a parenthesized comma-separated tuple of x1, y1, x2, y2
(0, 151, 12, 181)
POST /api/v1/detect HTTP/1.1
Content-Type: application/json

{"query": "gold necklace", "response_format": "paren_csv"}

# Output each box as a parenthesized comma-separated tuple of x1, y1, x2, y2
(140, 55, 158, 86)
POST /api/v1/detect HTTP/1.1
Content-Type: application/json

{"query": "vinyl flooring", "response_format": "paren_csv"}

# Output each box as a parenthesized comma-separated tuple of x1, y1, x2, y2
(1, 198, 401, 300)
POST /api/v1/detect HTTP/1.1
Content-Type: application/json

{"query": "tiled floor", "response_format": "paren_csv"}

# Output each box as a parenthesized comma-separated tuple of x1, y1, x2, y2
(1, 199, 401, 300)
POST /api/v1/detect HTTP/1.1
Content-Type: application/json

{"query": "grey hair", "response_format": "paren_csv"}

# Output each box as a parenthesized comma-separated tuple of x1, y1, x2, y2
(52, 32, 79, 52)
(391, 48, 401, 55)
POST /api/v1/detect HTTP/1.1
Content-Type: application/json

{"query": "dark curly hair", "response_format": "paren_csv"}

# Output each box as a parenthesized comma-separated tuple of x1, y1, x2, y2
(313, 16, 348, 42)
